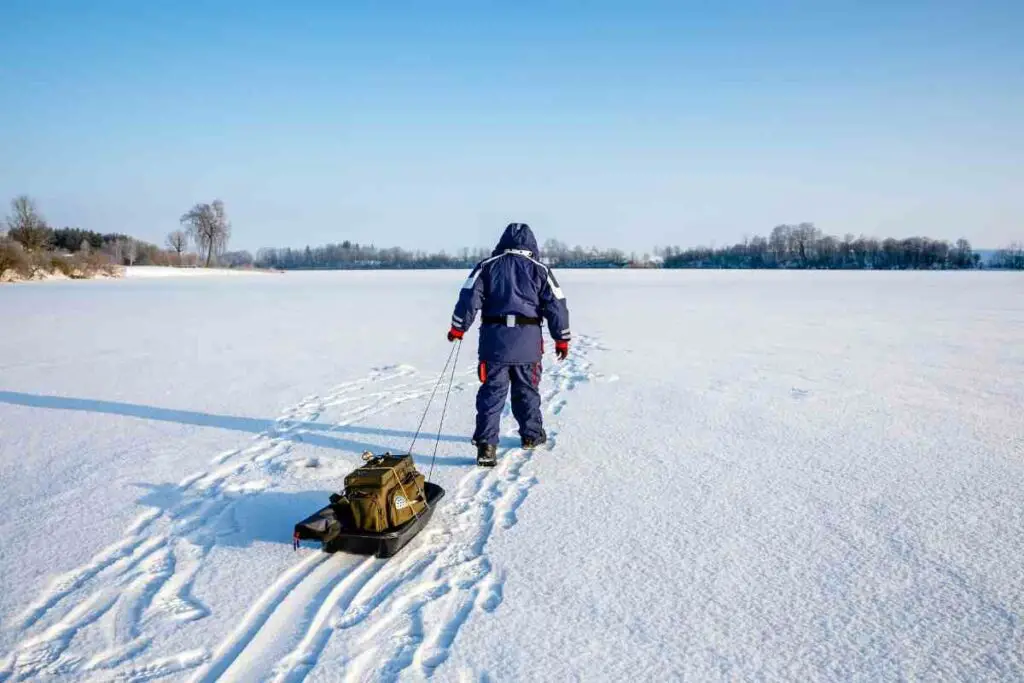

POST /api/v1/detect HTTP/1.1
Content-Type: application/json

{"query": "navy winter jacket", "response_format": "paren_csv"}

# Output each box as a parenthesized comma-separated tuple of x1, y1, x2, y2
(451, 224, 571, 364)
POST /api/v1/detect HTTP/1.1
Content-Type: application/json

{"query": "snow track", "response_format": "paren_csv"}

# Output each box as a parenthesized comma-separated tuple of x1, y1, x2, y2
(0, 339, 599, 682)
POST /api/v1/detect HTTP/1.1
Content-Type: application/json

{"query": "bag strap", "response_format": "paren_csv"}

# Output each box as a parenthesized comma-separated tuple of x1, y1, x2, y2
(356, 452, 425, 519)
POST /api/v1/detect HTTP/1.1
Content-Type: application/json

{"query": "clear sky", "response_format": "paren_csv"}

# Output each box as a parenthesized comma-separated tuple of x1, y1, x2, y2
(1, 1, 1022, 252)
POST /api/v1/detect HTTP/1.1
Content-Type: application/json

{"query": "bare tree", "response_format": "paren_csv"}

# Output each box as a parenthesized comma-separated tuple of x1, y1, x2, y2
(180, 200, 230, 267)
(166, 230, 188, 265)
(124, 238, 138, 266)
(793, 223, 821, 267)
(5, 195, 52, 251)
(105, 239, 125, 264)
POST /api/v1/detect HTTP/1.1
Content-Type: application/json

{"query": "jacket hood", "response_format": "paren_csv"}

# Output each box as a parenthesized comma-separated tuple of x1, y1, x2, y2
(492, 223, 540, 257)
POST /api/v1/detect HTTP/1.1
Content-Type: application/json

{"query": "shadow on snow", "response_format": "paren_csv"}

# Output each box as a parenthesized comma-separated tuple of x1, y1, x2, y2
(131, 481, 333, 548)
(0, 390, 474, 462)
(1, 390, 490, 549)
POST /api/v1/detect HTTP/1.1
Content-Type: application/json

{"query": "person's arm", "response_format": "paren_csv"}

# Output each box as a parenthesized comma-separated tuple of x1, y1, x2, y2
(448, 261, 486, 341)
(538, 266, 570, 359)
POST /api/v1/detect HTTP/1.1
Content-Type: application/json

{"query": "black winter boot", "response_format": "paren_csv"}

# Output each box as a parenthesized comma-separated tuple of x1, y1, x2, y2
(476, 443, 498, 467)
(521, 430, 547, 450)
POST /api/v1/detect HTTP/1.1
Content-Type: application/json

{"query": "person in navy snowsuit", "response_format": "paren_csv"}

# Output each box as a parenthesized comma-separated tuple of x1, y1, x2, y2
(447, 223, 571, 466)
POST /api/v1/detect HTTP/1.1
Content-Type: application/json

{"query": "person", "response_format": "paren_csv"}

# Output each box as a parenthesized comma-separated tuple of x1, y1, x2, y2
(447, 223, 571, 466)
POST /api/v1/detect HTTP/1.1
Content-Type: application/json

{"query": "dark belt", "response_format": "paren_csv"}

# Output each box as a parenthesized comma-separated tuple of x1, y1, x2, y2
(482, 315, 541, 327)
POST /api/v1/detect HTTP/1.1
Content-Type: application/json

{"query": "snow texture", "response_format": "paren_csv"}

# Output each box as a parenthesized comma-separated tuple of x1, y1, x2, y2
(1, 270, 1022, 681)
(122, 267, 266, 279)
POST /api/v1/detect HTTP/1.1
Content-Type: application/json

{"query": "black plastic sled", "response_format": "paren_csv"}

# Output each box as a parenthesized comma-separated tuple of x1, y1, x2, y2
(293, 482, 445, 558)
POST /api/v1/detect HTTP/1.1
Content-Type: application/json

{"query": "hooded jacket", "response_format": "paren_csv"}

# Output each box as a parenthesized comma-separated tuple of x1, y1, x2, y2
(451, 223, 571, 364)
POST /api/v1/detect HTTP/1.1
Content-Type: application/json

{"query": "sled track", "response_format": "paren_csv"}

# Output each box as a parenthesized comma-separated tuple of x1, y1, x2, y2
(0, 340, 600, 681)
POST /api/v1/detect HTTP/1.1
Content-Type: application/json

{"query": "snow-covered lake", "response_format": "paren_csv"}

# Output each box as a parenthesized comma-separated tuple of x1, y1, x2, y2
(1, 270, 1022, 681)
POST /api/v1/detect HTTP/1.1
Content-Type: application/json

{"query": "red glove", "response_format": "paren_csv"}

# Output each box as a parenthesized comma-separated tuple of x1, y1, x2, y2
(447, 326, 464, 342)
(555, 340, 569, 360)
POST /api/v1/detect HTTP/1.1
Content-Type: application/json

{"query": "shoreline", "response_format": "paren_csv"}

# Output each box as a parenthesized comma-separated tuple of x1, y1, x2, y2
(0, 265, 278, 284)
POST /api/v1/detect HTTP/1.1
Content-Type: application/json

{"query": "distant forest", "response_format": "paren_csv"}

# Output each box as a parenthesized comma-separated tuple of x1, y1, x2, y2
(662, 223, 983, 270)
(5, 192, 1023, 277)
(255, 224, 1024, 271)
(254, 240, 643, 270)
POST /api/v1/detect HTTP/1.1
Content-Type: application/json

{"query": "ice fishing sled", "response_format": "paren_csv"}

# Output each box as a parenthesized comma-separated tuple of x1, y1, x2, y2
(293, 452, 445, 558)
(294, 343, 462, 558)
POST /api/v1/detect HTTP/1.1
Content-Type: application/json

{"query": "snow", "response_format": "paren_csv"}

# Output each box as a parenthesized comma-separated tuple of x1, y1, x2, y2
(123, 266, 267, 278)
(1, 270, 1023, 681)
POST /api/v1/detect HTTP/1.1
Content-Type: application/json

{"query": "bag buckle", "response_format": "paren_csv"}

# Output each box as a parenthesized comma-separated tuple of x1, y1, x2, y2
(505, 314, 516, 328)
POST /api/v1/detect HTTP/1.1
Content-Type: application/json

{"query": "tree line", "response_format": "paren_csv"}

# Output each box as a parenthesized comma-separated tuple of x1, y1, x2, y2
(1, 194, 235, 280)
(4, 194, 1022, 279)
(659, 223, 1019, 270)
(255, 243, 490, 270)
(1, 196, 128, 279)
(256, 227, 1023, 271)
(255, 240, 661, 270)
(991, 243, 1024, 269)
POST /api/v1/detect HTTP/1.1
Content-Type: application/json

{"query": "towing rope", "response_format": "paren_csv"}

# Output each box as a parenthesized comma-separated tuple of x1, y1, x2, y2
(406, 339, 463, 484)
(406, 342, 457, 458)
(427, 340, 461, 484)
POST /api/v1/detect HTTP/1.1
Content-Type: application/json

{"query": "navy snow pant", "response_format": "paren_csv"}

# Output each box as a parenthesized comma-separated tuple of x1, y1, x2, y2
(473, 361, 544, 446)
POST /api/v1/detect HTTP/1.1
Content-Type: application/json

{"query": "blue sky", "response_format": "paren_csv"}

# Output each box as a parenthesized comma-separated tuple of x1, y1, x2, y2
(1, 1, 1021, 251)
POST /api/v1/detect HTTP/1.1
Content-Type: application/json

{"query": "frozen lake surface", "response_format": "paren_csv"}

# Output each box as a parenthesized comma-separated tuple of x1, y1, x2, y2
(1, 270, 1022, 681)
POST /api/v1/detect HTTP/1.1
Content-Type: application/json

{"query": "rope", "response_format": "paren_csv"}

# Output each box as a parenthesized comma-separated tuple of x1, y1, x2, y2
(406, 342, 457, 458)
(427, 339, 461, 483)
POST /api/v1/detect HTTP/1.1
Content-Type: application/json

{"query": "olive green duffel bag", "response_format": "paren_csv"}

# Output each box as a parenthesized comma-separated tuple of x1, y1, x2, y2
(342, 452, 428, 532)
